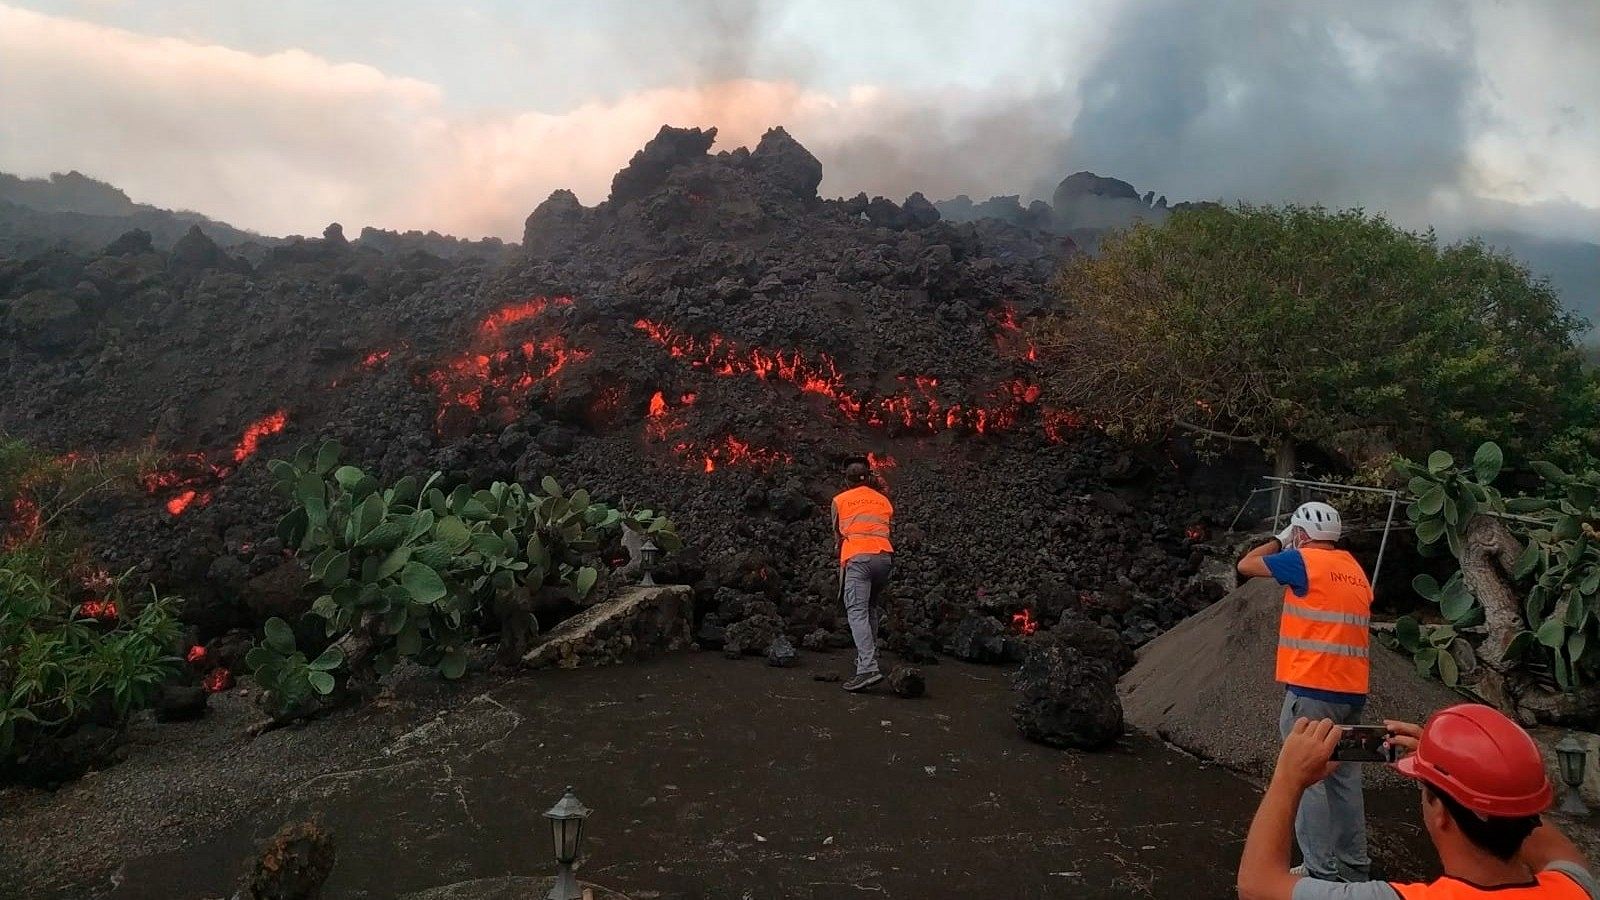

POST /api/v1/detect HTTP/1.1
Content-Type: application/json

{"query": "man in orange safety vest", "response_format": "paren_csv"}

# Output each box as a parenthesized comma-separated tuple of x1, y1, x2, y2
(832, 456, 893, 692)
(1239, 501, 1374, 883)
(1238, 705, 1598, 899)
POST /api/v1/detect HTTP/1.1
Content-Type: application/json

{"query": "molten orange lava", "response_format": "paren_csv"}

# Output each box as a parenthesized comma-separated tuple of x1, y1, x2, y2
(635, 319, 1043, 436)
(427, 298, 588, 432)
(1, 496, 43, 549)
(990, 304, 1039, 362)
(79, 599, 119, 621)
(683, 435, 792, 474)
(187, 645, 208, 665)
(867, 452, 898, 471)
(1012, 608, 1039, 636)
(232, 410, 288, 464)
(361, 349, 391, 368)
(1185, 524, 1207, 542)
(141, 411, 290, 516)
(202, 667, 232, 693)
(1042, 408, 1085, 443)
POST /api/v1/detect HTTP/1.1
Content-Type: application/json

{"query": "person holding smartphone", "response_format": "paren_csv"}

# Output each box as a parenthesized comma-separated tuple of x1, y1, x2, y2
(1238, 705, 1598, 899)
(1239, 501, 1375, 882)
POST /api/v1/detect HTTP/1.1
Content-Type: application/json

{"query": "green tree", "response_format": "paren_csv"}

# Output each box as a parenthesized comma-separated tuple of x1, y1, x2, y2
(1035, 204, 1596, 472)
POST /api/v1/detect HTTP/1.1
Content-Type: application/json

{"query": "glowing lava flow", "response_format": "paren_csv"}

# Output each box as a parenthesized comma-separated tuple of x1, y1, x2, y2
(634, 319, 1044, 435)
(140, 409, 289, 516)
(427, 297, 587, 432)
(1012, 608, 1039, 635)
(990, 303, 1039, 362)
(644, 389, 787, 473)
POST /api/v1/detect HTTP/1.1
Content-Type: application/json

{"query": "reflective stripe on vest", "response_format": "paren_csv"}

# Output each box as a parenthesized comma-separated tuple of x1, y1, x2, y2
(1275, 547, 1373, 695)
(833, 486, 893, 563)
(1389, 869, 1593, 899)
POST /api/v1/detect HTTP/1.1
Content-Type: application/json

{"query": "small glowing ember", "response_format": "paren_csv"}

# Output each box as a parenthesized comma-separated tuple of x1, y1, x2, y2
(232, 410, 288, 464)
(361, 349, 391, 368)
(1012, 608, 1039, 636)
(990, 304, 1040, 362)
(1042, 408, 1086, 443)
(2, 496, 43, 548)
(202, 667, 233, 693)
(187, 645, 209, 664)
(683, 435, 792, 474)
(79, 599, 119, 621)
(1185, 524, 1207, 542)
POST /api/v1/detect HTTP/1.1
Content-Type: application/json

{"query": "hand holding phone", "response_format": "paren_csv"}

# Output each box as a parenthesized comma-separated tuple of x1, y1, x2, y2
(1331, 725, 1398, 763)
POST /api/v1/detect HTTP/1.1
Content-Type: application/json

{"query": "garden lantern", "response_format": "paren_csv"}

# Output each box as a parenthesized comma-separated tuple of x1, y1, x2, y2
(639, 538, 660, 587)
(543, 786, 591, 900)
(1557, 733, 1589, 817)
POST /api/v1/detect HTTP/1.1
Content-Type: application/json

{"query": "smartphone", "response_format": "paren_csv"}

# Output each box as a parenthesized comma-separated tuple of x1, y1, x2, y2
(1331, 725, 1396, 763)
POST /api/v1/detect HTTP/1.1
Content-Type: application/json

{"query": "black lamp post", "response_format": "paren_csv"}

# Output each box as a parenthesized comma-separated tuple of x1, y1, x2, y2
(543, 786, 592, 900)
(1556, 733, 1589, 817)
(639, 538, 660, 587)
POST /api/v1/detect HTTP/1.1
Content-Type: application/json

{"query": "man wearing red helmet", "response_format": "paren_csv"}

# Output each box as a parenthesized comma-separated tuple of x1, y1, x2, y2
(1238, 705, 1599, 899)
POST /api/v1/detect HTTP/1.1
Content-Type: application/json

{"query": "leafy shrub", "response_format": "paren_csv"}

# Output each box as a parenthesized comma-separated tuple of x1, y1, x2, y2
(0, 434, 183, 769)
(244, 618, 343, 719)
(247, 442, 680, 715)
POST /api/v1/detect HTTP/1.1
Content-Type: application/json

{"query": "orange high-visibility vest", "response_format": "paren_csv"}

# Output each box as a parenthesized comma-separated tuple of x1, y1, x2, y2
(1390, 871, 1590, 899)
(1275, 547, 1373, 695)
(833, 485, 893, 563)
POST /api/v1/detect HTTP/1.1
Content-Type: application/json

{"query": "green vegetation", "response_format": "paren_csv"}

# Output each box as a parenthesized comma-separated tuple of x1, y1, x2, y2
(1035, 205, 1598, 471)
(251, 442, 680, 719)
(1396, 441, 1600, 719)
(0, 435, 182, 768)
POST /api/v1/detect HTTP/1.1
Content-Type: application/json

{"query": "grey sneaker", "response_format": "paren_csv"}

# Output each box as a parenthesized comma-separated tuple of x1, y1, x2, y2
(842, 671, 884, 692)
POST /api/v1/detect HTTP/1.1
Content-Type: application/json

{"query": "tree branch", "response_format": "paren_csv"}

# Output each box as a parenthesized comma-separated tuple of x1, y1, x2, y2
(1174, 419, 1264, 444)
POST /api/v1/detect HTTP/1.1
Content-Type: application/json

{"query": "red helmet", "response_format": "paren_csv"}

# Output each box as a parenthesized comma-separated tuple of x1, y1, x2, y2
(1394, 704, 1552, 817)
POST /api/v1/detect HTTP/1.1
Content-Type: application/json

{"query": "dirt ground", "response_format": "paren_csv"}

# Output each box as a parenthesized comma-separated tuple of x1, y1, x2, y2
(1, 652, 1439, 899)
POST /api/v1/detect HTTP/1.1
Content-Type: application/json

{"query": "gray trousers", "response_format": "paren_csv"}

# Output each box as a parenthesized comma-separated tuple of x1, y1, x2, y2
(841, 553, 893, 675)
(1279, 690, 1370, 882)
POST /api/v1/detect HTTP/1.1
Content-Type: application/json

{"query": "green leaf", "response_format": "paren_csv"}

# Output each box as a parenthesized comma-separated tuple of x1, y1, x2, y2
(412, 541, 458, 569)
(438, 648, 468, 680)
(1445, 525, 1464, 559)
(1568, 483, 1598, 511)
(541, 475, 562, 498)
(1416, 518, 1446, 544)
(1441, 586, 1476, 623)
(1472, 442, 1503, 485)
(308, 670, 336, 695)
(309, 646, 344, 671)
(296, 471, 325, 508)
(1427, 450, 1454, 474)
(436, 516, 471, 551)
(1506, 630, 1537, 660)
(376, 546, 412, 581)
(277, 507, 309, 549)
(574, 566, 598, 599)
(1569, 631, 1589, 666)
(1412, 574, 1442, 601)
(1437, 647, 1459, 686)
(333, 465, 367, 491)
(1532, 460, 1570, 484)
(1555, 516, 1582, 541)
(1419, 488, 1445, 515)
(1415, 646, 1439, 675)
(1395, 615, 1422, 653)
(311, 594, 337, 620)
(400, 562, 448, 604)
(356, 520, 407, 550)
(1536, 616, 1567, 648)
(315, 440, 343, 474)
(396, 623, 423, 656)
(1513, 541, 1543, 580)
(264, 617, 296, 655)
(244, 646, 276, 671)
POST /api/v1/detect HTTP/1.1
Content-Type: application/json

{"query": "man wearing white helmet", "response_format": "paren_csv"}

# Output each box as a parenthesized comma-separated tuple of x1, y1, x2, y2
(1239, 501, 1375, 884)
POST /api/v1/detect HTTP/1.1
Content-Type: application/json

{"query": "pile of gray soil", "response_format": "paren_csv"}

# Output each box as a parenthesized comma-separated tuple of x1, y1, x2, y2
(1119, 577, 1461, 784)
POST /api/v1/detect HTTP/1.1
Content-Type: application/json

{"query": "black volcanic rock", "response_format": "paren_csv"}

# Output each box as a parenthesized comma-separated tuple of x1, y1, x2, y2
(1012, 643, 1123, 750)
(169, 224, 228, 271)
(610, 125, 718, 205)
(902, 192, 941, 229)
(750, 126, 822, 199)
(101, 228, 154, 257)
(1052, 171, 1142, 206)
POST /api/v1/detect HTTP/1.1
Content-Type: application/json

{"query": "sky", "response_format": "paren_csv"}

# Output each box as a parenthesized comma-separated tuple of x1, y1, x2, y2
(0, 0, 1596, 243)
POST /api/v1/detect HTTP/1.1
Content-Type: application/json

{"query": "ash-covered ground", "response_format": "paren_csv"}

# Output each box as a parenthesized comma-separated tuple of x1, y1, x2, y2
(0, 125, 1253, 664)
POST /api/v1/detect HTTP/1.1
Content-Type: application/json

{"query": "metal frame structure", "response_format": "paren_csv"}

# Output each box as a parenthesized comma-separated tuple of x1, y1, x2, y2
(1232, 475, 1402, 595)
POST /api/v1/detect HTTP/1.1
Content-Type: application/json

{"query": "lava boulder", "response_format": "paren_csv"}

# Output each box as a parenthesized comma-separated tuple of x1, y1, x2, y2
(946, 615, 1010, 664)
(722, 613, 783, 659)
(887, 666, 926, 698)
(766, 634, 799, 667)
(1011, 643, 1123, 750)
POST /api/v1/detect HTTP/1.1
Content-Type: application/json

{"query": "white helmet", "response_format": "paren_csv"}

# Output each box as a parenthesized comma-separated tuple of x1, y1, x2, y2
(1290, 501, 1342, 541)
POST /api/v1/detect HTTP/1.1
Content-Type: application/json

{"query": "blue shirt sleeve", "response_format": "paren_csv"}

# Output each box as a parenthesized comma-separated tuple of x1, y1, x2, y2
(1264, 549, 1309, 597)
